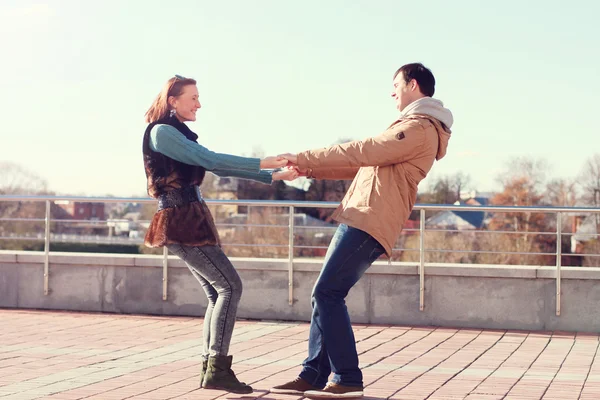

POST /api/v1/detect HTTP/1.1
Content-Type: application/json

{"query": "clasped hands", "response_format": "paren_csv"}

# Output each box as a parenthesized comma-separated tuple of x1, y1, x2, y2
(259, 154, 304, 181)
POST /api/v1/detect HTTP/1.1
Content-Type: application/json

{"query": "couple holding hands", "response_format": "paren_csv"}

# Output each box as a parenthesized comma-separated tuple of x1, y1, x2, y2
(142, 63, 453, 399)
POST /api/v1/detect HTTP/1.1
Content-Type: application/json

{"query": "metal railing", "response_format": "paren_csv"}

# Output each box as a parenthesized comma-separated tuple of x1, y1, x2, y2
(1, 195, 600, 316)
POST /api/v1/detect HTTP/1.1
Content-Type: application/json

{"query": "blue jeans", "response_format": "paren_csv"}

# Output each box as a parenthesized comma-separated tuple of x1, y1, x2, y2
(299, 224, 385, 388)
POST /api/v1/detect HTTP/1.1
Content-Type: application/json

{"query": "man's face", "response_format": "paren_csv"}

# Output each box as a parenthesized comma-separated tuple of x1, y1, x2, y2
(391, 72, 414, 112)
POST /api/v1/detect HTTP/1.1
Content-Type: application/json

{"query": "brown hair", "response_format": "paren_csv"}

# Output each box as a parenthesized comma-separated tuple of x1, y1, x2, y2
(145, 75, 197, 123)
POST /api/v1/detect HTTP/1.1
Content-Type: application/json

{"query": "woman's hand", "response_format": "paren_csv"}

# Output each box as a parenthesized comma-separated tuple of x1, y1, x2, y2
(272, 167, 299, 181)
(277, 153, 298, 166)
(260, 156, 288, 169)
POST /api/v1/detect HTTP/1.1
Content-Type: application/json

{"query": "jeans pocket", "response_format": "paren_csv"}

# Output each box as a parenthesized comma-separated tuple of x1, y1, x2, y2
(368, 240, 385, 261)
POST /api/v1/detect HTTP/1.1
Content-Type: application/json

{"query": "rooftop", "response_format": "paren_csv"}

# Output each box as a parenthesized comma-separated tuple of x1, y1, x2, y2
(1, 309, 599, 400)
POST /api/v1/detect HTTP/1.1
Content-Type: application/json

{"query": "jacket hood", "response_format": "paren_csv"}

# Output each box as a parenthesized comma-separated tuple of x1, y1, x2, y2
(402, 97, 452, 161)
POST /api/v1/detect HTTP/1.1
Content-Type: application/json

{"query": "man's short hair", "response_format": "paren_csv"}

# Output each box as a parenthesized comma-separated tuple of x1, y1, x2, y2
(394, 63, 435, 97)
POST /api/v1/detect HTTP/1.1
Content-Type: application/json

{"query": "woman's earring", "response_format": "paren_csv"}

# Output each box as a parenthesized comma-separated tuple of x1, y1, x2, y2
(169, 109, 176, 117)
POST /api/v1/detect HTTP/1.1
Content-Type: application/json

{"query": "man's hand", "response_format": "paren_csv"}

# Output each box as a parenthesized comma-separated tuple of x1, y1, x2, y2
(272, 167, 299, 181)
(278, 153, 298, 167)
(292, 166, 308, 177)
(260, 156, 288, 169)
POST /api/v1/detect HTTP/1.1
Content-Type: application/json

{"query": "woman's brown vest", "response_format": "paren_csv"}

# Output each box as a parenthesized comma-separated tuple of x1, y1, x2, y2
(142, 116, 220, 248)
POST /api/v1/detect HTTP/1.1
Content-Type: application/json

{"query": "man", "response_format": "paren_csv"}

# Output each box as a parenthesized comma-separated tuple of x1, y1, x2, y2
(271, 63, 453, 399)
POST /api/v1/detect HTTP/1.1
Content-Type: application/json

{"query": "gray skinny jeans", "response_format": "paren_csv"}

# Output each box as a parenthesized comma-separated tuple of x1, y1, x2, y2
(167, 244, 242, 359)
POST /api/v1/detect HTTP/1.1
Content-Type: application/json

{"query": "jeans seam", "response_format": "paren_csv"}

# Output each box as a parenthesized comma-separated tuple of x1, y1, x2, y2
(188, 267, 215, 358)
(314, 331, 327, 387)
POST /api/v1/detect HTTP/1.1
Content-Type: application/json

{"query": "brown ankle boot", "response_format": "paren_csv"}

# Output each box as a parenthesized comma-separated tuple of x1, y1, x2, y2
(202, 355, 252, 394)
(198, 358, 207, 388)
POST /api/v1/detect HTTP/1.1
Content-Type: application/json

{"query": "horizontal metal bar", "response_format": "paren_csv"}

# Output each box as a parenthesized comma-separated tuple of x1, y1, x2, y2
(0, 235, 418, 252)
(0, 195, 156, 204)
(562, 232, 600, 238)
(216, 223, 290, 228)
(220, 243, 289, 248)
(50, 219, 152, 224)
(426, 228, 557, 235)
(426, 248, 557, 256)
(292, 245, 332, 250)
(0, 218, 46, 222)
(51, 219, 111, 224)
(1, 195, 599, 214)
(0, 218, 561, 236)
(0, 236, 44, 241)
(2, 234, 567, 256)
(0, 196, 341, 208)
(216, 224, 340, 230)
(208, 199, 341, 208)
(293, 245, 420, 252)
(416, 204, 600, 213)
(291, 226, 339, 231)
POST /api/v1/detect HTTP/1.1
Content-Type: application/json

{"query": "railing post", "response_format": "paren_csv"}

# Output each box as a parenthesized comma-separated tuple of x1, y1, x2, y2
(288, 206, 295, 305)
(419, 209, 425, 311)
(162, 246, 168, 301)
(44, 200, 51, 295)
(556, 212, 562, 316)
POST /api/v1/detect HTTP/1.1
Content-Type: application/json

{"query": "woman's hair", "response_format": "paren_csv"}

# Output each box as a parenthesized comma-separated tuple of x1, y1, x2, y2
(145, 75, 197, 123)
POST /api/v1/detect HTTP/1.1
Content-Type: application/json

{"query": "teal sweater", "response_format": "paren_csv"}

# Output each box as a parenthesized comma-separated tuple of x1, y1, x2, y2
(149, 124, 273, 185)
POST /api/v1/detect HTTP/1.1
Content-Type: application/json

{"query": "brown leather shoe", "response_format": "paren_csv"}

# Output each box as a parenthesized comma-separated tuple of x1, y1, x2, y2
(270, 377, 321, 395)
(304, 382, 364, 399)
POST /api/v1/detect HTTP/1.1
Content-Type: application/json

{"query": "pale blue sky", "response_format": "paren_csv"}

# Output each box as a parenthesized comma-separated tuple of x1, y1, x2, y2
(1, 0, 598, 196)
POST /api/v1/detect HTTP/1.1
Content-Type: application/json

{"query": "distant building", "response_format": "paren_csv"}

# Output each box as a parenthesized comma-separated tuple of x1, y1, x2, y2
(571, 214, 600, 253)
(426, 192, 492, 230)
(50, 201, 107, 236)
(55, 201, 105, 220)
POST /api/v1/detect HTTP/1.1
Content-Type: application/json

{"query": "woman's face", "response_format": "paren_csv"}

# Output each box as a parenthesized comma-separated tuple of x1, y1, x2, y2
(170, 85, 201, 122)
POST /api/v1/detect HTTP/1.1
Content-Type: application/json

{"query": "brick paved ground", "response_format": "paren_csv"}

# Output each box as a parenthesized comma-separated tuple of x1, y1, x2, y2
(0, 309, 598, 400)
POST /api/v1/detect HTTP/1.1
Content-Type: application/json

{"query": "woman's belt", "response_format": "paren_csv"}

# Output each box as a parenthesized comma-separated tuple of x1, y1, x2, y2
(157, 186, 203, 211)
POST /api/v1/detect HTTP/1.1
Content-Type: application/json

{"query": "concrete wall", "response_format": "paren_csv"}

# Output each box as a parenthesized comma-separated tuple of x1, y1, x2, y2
(1, 251, 599, 332)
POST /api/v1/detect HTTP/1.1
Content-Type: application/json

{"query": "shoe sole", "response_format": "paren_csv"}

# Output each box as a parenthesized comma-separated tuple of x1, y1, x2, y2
(203, 385, 253, 394)
(270, 388, 306, 395)
(304, 390, 363, 399)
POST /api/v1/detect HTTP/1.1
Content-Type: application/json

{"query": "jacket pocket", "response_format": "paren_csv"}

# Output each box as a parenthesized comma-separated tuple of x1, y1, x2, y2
(346, 168, 371, 208)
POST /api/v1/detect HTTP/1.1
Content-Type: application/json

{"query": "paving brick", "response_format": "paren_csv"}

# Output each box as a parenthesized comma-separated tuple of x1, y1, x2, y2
(0, 309, 597, 399)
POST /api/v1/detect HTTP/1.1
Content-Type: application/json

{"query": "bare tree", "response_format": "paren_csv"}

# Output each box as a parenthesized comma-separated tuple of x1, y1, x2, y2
(576, 154, 600, 266)
(420, 172, 472, 204)
(544, 177, 580, 263)
(486, 157, 553, 265)
(578, 154, 600, 206)
(0, 162, 50, 244)
(545, 178, 578, 207)
(0, 162, 48, 195)
(497, 156, 548, 193)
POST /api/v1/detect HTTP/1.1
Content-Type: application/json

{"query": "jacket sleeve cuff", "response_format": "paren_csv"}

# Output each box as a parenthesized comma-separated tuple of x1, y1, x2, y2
(297, 152, 311, 170)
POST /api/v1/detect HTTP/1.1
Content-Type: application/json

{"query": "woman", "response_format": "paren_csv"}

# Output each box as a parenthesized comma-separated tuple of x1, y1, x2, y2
(143, 75, 296, 394)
